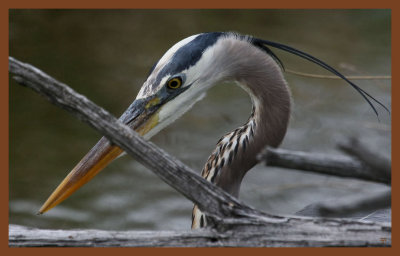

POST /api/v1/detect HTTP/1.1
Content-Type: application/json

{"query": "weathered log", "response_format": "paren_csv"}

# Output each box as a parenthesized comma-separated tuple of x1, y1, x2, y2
(9, 57, 391, 247)
(258, 147, 390, 185)
(9, 223, 391, 247)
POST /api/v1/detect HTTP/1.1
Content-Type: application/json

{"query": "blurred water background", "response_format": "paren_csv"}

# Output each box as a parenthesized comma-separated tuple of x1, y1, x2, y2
(9, 9, 391, 230)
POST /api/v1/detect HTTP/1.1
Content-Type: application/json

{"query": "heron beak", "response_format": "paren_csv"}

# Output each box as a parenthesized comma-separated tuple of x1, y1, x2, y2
(38, 96, 161, 214)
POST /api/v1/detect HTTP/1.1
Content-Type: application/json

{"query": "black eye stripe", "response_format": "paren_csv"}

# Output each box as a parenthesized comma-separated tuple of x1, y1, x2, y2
(150, 32, 224, 91)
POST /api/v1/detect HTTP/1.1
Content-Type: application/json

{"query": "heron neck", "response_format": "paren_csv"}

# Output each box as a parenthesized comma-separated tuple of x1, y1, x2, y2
(204, 43, 291, 197)
(192, 40, 291, 229)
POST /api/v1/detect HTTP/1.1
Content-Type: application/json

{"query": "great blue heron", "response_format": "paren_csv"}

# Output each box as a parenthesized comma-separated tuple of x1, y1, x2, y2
(38, 32, 387, 229)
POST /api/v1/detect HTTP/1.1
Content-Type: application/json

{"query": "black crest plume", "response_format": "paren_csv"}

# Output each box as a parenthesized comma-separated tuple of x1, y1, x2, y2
(252, 38, 390, 117)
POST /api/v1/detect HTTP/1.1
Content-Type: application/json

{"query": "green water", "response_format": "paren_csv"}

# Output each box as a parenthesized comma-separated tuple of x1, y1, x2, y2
(10, 9, 391, 230)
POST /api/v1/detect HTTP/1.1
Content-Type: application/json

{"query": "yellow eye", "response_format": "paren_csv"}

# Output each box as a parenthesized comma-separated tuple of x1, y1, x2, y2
(167, 77, 182, 89)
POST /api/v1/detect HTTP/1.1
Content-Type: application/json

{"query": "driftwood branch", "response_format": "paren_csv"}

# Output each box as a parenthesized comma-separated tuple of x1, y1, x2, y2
(260, 143, 391, 220)
(264, 138, 392, 220)
(258, 147, 390, 185)
(296, 189, 391, 219)
(8, 223, 391, 247)
(9, 57, 391, 247)
(338, 137, 391, 182)
(314, 189, 391, 218)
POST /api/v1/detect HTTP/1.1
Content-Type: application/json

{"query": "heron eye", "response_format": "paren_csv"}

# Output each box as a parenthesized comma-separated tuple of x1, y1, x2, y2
(167, 77, 182, 89)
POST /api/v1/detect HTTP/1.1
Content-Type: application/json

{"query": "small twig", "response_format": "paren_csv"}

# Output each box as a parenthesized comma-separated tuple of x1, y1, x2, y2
(258, 147, 390, 185)
(286, 69, 391, 80)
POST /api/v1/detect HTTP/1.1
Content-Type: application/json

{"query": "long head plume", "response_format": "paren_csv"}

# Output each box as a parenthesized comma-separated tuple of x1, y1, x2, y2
(252, 37, 390, 117)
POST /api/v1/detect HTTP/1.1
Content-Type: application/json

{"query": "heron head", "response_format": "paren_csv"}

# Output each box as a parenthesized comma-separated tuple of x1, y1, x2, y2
(39, 32, 229, 213)
(122, 32, 228, 139)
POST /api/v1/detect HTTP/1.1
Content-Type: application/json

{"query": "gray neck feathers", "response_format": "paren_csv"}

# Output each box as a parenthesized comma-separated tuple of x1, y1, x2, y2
(192, 37, 291, 229)
(202, 38, 291, 197)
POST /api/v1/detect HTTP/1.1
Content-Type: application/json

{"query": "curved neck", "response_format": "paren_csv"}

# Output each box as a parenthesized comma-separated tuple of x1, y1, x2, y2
(192, 38, 291, 229)
(202, 39, 292, 197)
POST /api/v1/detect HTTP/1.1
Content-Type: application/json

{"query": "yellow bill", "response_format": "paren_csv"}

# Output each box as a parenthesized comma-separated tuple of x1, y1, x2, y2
(39, 96, 161, 214)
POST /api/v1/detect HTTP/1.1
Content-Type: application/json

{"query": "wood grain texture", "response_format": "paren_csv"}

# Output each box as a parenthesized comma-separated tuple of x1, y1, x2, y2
(9, 223, 391, 247)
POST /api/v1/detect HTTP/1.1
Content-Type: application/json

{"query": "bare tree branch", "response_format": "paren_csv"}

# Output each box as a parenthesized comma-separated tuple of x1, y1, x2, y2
(317, 189, 391, 218)
(258, 147, 390, 185)
(282, 138, 392, 221)
(338, 137, 391, 182)
(296, 189, 391, 219)
(9, 57, 391, 247)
